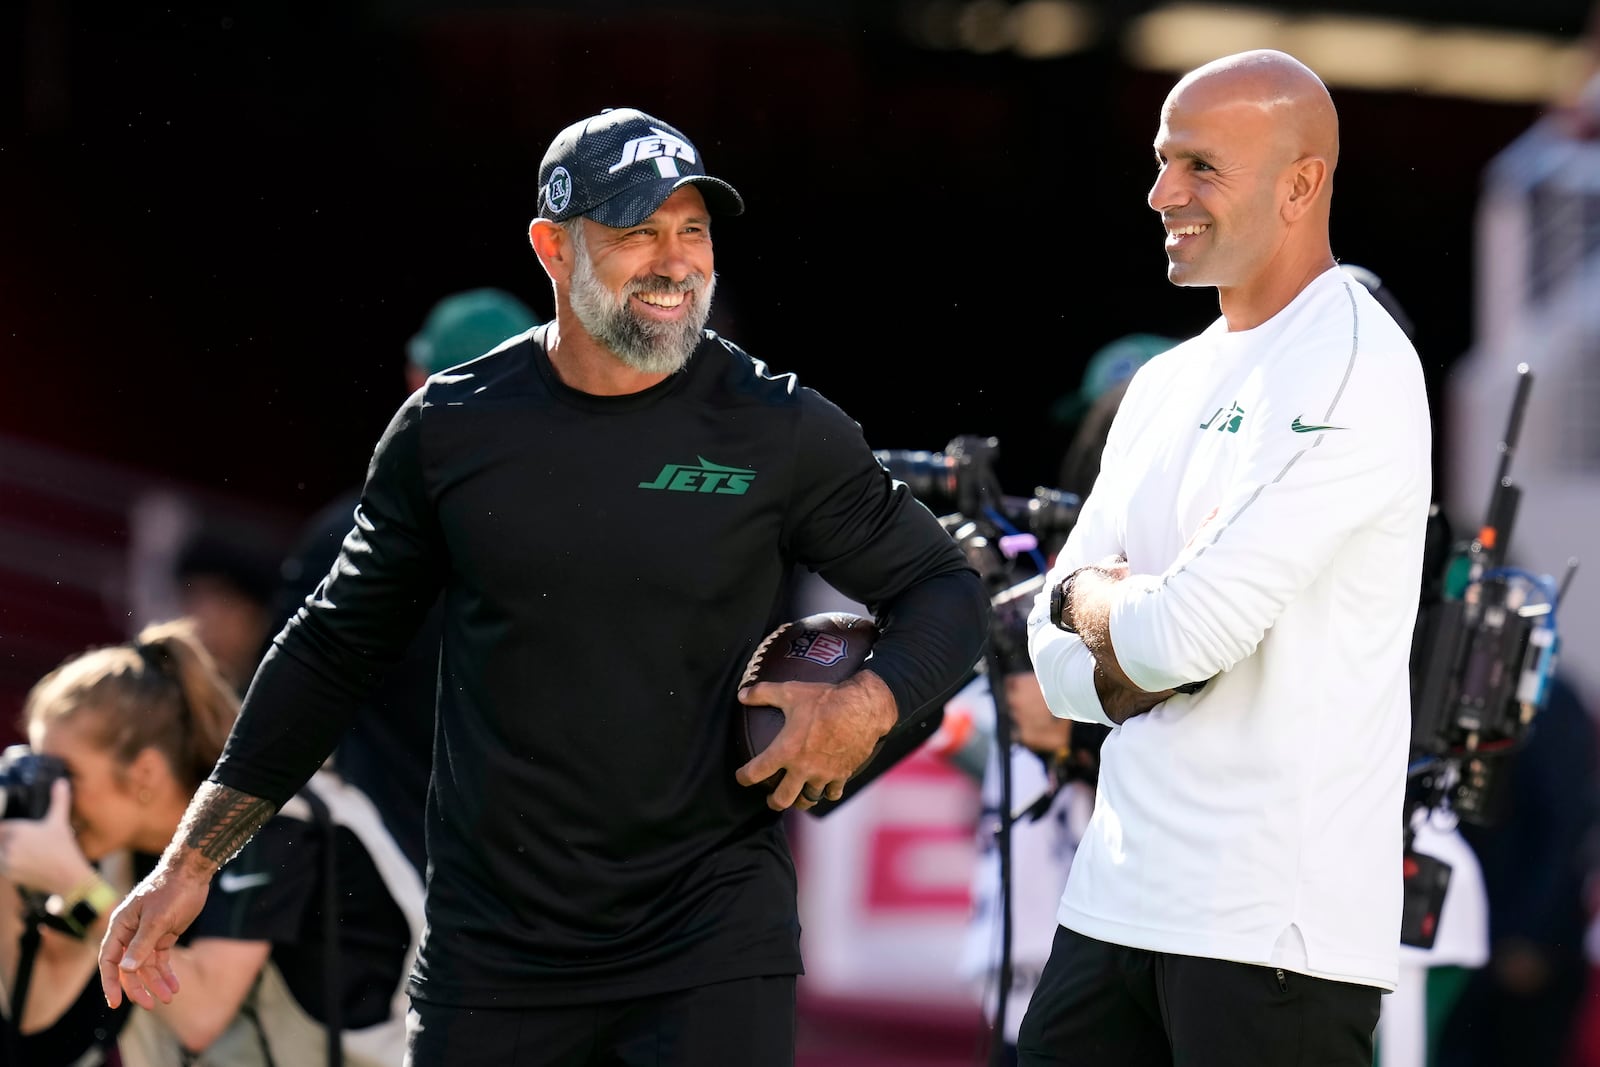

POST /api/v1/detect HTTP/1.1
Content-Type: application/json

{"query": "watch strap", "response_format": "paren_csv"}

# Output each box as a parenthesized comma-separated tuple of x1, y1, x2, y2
(1051, 567, 1084, 634)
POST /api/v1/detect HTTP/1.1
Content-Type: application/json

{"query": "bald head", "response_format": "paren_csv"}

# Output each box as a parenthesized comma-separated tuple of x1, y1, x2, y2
(1148, 49, 1341, 328)
(1169, 49, 1339, 171)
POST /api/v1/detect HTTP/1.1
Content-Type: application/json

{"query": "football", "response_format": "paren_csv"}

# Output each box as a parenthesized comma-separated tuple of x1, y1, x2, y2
(736, 611, 880, 789)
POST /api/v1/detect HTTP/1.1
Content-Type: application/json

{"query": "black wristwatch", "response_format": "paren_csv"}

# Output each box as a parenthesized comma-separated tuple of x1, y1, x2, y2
(1049, 568, 1084, 634)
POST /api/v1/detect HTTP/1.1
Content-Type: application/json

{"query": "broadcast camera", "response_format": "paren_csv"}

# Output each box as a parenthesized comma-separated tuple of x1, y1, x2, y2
(876, 434, 1080, 677)
(874, 434, 1112, 791)
(1408, 364, 1578, 825)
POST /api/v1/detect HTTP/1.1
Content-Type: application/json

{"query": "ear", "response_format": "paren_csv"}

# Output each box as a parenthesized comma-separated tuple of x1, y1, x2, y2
(126, 746, 170, 796)
(529, 218, 570, 282)
(1282, 155, 1329, 223)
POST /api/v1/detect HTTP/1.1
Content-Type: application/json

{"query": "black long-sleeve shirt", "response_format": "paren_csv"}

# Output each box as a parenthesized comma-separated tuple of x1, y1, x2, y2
(214, 327, 990, 1007)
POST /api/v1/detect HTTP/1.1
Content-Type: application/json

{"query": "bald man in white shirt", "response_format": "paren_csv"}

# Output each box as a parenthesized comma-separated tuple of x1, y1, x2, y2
(1019, 49, 1431, 1067)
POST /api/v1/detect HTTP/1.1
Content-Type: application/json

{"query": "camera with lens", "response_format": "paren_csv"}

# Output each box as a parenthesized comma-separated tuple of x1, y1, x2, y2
(876, 432, 1082, 683)
(0, 744, 68, 821)
(877, 435, 1107, 800)
(876, 435, 1080, 577)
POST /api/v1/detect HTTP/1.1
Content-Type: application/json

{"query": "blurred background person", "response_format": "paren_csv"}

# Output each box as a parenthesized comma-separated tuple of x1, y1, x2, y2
(172, 532, 280, 698)
(1045, 333, 1175, 497)
(0, 619, 241, 1066)
(1378, 789, 1490, 1067)
(0, 618, 420, 1067)
(270, 286, 542, 877)
(1435, 673, 1599, 1067)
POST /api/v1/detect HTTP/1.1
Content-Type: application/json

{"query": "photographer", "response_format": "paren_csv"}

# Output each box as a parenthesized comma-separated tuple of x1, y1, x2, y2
(0, 773, 129, 1065)
(0, 617, 419, 1067)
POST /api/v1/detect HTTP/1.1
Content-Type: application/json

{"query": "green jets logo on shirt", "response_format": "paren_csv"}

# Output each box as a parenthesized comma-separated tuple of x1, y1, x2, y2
(1199, 402, 1246, 434)
(1290, 416, 1347, 433)
(639, 457, 756, 495)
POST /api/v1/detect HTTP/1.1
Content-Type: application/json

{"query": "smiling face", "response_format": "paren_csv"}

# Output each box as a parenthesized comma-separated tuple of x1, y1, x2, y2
(1148, 83, 1291, 292)
(1145, 50, 1339, 328)
(566, 185, 718, 375)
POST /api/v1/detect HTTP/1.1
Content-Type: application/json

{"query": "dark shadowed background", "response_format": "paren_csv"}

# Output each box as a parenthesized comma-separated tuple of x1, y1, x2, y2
(7, 0, 1589, 511)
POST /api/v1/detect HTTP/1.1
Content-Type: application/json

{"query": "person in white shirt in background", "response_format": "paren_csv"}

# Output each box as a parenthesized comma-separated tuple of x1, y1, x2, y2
(1020, 48, 1432, 1067)
(1380, 805, 1488, 1067)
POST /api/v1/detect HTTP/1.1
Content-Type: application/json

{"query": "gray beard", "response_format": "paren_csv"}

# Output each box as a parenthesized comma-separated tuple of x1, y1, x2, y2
(568, 237, 717, 376)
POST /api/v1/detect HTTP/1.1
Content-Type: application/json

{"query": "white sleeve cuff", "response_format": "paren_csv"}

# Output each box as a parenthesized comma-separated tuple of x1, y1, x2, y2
(1029, 626, 1115, 729)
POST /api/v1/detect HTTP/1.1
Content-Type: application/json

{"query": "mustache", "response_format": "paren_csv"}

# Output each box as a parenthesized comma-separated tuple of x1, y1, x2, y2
(626, 274, 707, 296)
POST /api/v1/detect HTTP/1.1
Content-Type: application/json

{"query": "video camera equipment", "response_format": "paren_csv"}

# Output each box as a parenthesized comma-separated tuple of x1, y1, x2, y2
(1408, 358, 1580, 825)
(1399, 363, 1582, 949)
(0, 744, 67, 821)
(1407, 364, 1578, 828)
(876, 434, 1081, 676)
(874, 433, 1104, 778)
(806, 435, 1086, 820)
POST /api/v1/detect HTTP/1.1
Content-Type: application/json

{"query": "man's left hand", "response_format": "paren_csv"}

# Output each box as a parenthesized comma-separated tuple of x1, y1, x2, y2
(735, 671, 897, 812)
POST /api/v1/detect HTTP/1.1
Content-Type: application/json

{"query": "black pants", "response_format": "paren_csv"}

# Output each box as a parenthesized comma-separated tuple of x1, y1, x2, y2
(405, 975, 796, 1067)
(1016, 925, 1380, 1067)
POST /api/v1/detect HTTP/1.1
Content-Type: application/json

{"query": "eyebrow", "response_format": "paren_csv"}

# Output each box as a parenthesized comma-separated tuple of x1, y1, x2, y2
(1155, 145, 1216, 166)
(634, 213, 712, 229)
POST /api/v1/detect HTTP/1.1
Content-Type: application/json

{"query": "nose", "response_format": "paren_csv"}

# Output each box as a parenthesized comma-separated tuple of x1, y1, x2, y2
(1148, 165, 1182, 214)
(649, 233, 706, 284)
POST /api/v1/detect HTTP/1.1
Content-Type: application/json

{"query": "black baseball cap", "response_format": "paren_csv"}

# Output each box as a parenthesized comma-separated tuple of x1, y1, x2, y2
(536, 107, 745, 229)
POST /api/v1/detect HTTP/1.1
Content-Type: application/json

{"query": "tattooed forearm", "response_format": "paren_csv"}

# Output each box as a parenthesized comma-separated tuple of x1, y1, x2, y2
(173, 781, 279, 867)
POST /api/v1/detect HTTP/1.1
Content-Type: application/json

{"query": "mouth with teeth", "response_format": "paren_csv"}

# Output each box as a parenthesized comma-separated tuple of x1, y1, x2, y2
(1165, 221, 1210, 249)
(632, 287, 693, 319)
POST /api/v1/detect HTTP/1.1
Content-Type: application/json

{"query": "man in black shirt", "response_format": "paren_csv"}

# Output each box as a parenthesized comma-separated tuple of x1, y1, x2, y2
(99, 106, 990, 1066)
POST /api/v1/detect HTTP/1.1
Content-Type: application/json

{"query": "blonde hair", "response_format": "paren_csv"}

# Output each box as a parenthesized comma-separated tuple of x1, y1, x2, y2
(22, 618, 240, 791)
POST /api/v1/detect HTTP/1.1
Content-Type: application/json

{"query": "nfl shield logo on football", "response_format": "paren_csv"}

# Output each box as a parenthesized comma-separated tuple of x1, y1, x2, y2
(789, 630, 849, 667)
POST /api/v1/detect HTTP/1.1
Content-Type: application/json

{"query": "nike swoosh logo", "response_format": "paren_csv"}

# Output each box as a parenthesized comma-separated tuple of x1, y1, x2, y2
(218, 871, 273, 893)
(1290, 416, 1346, 433)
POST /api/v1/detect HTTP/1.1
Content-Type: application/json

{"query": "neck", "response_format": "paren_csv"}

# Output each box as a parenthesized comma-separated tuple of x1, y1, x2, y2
(545, 314, 672, 396)
(137, 801, 190, 856)
(1218, 246, 1336, 331)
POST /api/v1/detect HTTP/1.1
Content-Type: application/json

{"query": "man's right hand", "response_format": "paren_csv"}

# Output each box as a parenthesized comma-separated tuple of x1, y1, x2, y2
(98, 850, 215, 1009)
(1093, 662, 1180, 725)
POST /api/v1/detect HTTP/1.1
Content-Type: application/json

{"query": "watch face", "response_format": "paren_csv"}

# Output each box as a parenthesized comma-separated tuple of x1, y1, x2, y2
(69, 898, 99, 929)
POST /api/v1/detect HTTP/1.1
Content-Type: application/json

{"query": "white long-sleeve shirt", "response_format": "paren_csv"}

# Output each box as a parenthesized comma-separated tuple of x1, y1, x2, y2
(1027, 266, 1432, 990)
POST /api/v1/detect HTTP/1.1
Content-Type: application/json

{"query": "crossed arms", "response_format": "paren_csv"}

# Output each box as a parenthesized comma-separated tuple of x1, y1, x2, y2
(1055, 558, 1188, 725)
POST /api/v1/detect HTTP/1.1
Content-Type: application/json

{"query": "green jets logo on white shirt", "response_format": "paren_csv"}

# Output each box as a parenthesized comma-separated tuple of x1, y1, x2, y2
(1199, 402, 1246, 434)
